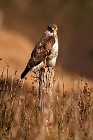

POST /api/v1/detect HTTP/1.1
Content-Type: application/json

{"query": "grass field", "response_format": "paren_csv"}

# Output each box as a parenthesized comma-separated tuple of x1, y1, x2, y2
(0, 1, 93, 139)
(0, 64, 93, 140)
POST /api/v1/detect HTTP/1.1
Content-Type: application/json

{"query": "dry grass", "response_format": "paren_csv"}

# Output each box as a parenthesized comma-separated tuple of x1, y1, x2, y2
(0, 64, 93, 140)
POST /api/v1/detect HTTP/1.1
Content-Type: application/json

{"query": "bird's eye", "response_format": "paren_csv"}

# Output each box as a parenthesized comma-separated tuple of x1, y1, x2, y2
(47, 26, 53, 32)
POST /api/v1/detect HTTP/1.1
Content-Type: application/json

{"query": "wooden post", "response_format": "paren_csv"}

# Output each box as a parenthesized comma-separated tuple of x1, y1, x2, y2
(38, 67, 45, 109)
(37, 67, 54, 140)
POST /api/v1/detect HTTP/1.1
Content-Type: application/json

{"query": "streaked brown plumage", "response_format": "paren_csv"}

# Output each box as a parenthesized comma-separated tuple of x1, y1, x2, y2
(21, 24, 58, 79)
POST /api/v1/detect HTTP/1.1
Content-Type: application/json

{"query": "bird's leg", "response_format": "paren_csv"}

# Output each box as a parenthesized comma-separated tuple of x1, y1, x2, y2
(31, 69, 40, 79)
(31, 75, 39, 79)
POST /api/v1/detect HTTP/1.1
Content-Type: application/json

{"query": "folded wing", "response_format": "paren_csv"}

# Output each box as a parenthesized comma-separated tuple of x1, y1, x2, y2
(21, 36, 55, 79)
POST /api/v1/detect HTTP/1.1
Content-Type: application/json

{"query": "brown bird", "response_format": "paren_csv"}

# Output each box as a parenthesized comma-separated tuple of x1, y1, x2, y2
(21, 24, 58, 79)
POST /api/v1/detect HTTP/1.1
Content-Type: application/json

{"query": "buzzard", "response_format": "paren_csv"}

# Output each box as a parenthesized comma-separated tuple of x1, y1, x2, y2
(21, 24, 58, 79)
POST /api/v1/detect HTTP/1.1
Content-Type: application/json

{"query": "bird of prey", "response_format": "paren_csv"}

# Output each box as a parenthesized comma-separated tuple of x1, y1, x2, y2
(21, 24, 58, 79)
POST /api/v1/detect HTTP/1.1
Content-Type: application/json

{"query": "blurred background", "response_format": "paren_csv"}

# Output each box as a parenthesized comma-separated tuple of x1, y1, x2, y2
(0, 0, 93, 80)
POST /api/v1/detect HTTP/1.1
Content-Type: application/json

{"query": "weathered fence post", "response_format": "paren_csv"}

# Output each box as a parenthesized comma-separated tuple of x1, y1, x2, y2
(38, 67, 45, 109)
(37, 67, 54, 140)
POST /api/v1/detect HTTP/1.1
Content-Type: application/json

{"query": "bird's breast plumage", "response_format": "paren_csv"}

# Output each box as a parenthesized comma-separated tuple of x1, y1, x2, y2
(48, 38, 58, 58)
(46, 37, 58, 67)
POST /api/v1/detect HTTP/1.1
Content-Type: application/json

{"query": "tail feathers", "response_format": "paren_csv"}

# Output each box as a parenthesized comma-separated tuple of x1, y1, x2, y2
(21, 67, 31, 79)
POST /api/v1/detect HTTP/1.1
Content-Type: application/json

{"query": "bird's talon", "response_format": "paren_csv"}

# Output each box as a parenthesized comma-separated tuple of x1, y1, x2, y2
(31, 76, 39, 79)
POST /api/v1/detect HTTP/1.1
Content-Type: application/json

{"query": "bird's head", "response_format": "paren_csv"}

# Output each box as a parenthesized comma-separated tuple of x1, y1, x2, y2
(47, 24, 58, 36)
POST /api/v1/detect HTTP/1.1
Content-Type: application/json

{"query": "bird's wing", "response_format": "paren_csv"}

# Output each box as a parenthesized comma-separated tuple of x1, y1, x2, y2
(27, 36, 55, 69)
